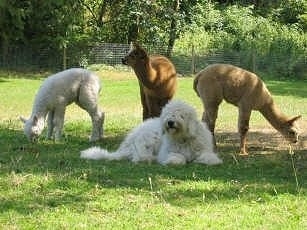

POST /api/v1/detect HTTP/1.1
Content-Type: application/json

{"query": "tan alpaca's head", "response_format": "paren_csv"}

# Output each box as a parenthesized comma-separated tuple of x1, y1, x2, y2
(280, 115, 301, 143)
(122, 42, 148, 67)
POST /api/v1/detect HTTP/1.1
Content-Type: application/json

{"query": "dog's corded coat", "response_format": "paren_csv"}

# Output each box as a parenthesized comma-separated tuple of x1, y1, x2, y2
(81, 100, 222, 165)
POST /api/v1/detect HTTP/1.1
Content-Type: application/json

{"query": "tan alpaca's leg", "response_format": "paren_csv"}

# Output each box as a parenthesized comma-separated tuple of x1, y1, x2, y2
(238, 107, 251, 156)
(197, 77, 223, 152)
(202, 102, 220, 152)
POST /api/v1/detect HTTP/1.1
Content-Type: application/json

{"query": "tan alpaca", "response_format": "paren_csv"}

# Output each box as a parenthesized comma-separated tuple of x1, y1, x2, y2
(194, 64, 301, 155)
(122, 43, 177, 120)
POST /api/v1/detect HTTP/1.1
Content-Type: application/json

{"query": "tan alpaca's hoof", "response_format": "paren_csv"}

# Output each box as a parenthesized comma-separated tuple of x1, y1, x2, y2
(238, 144, 249, 156)
(239, 150, 249, 157)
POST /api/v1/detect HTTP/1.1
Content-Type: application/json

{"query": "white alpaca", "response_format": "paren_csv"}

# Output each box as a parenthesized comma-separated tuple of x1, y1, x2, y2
(81, 100, 222, 165)
(20, 68, 104, 142)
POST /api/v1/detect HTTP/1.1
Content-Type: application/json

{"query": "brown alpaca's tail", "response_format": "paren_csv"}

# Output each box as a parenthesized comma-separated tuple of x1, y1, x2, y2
(193, 74, 200, 97)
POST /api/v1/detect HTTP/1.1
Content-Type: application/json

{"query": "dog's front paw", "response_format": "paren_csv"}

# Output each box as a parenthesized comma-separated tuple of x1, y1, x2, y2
(163, 153, 186, 165)
(194, 153, 223, 165)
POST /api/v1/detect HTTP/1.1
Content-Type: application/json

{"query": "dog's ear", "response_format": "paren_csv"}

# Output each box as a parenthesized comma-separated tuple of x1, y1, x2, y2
(20, 116, 27, 123)
(187, 119, 198, 135)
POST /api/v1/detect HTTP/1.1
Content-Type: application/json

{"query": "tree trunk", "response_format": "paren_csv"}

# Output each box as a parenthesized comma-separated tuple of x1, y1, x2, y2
(166, 0, 180, 57)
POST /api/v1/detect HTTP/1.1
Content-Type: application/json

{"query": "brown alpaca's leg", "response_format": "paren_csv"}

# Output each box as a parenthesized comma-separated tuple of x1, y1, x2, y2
(150, 100, 161, 118)
(238, 107, 251, 156)
(155, 98, 169, 117)
(146, 96, 164, 118)
(139, 85, 149, 120)
(142, 94, 163, 119)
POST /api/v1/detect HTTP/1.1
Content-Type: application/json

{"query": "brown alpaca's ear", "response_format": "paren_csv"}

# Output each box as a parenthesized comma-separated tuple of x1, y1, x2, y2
(134, 44, 147, 60)
(132, 42, 141, 50)
(287, 115, 301, 125)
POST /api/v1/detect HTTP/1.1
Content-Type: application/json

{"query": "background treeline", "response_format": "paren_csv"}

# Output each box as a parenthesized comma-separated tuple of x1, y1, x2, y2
(0, 0, 306, 78)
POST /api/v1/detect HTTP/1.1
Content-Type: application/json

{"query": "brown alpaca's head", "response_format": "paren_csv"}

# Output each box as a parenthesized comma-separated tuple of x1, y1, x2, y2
(280, 115, 301, 143)
(122, 42, 148, 67)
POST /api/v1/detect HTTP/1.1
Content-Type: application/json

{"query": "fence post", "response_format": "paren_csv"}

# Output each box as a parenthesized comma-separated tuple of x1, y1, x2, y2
(63, 46, 67, 70)
(191, 44, 195, 74)
(252, 50, 256, 73)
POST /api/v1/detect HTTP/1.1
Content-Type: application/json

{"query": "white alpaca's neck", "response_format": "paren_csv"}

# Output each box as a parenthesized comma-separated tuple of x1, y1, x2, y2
(31, 105, 48, 119)
(259, 102, 288, 132)
(31, 95, 49, 127)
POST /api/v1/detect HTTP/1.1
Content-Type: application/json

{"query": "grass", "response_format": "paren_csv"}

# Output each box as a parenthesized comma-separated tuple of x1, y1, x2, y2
(0, 69, 306, 229)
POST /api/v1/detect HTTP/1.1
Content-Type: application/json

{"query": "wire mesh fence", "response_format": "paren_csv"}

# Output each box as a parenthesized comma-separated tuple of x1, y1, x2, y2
(0, 43, 306, 78)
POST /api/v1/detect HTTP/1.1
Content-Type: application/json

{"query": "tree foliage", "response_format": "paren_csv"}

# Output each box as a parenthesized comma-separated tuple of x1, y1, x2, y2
(1, 0, 305, 48)
(0, 0, 306, 77)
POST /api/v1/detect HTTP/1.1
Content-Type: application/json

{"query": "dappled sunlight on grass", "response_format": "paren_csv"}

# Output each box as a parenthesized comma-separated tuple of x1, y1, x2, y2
(0, 70, 306, 229)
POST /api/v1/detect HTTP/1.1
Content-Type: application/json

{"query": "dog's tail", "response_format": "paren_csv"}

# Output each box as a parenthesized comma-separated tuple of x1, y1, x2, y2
(193, 73, 200, 97)
(80, 146, 130, 161)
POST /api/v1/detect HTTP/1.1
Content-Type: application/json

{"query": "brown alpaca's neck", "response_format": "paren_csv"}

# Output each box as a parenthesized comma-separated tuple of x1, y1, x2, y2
(133, 58, 158, 89)
(259, 101, 288, 132)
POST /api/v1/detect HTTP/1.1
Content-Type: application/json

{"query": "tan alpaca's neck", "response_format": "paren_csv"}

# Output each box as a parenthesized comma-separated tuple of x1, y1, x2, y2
(259, 101, 288, 132)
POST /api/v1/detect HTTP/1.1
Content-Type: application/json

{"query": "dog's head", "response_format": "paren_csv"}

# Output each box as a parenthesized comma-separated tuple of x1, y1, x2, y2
(121, 42, 148, 67)
(160, 100, 198, 137)
(20, 115, 43, 142)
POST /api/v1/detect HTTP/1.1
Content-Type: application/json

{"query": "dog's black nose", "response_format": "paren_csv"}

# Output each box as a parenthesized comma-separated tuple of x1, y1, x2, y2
(121, 58, 127, 65)
(167, 120, 175, 128)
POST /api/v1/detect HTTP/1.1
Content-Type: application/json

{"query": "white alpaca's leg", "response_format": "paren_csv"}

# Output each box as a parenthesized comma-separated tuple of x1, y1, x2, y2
(88, 109, 104, 142)
(77, 83, 103, 142)
(46, 111, 54, 139)
(53, 107, 66, 141)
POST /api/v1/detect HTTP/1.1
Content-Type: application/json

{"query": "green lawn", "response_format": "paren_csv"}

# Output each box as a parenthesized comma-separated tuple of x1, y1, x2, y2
(0, 70, 306, 229)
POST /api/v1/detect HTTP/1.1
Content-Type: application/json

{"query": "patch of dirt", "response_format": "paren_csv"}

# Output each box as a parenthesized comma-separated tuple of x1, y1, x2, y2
(215, 127, 307, 154)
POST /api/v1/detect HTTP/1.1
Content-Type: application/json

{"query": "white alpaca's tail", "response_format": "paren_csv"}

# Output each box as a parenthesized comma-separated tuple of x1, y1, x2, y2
(80, 146, 130, 161)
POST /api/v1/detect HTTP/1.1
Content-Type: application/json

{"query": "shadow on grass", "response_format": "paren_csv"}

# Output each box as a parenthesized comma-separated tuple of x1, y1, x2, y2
(0, 126, 306, 213)
(0, 78, 9, 83)
(265, 80, 307, 98)
(0, 70, 50, 80)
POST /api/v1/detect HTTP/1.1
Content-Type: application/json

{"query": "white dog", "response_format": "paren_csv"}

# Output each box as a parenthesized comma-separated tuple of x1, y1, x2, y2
(20, 68, 104, 142)
(81, 100, 222, 165)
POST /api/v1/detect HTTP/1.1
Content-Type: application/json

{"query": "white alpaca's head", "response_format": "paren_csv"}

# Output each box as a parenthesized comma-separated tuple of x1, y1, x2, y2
(20, 115, 44, 141)
(160, 100, 198, 137)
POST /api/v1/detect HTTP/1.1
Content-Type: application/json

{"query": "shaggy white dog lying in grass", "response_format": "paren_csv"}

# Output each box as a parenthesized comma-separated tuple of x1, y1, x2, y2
(20, 68, 104, 142)
(81, 100, 222, 165)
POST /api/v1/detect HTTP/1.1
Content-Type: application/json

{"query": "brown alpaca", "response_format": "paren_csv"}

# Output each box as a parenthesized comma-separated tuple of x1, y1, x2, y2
(194, 64, 301, 155)
(122, 43, 177, 120)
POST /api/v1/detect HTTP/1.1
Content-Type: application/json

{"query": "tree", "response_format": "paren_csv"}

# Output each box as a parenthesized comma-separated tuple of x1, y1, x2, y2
(0, 0, 27, 61)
